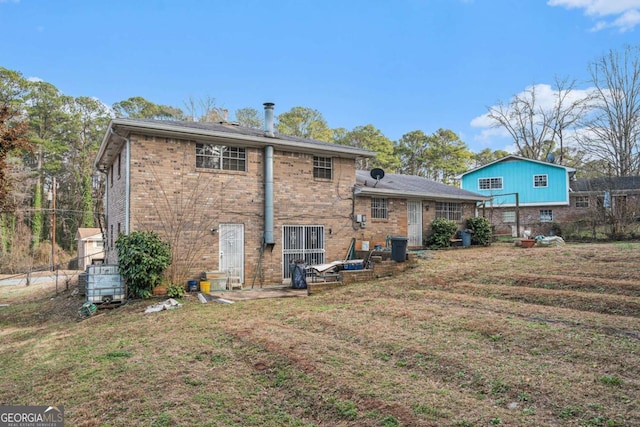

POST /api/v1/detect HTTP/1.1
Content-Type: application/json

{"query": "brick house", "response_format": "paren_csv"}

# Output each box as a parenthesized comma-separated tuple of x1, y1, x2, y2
(566, 176, 640, 236)
(353, 170, 488, 249)
(94, 103, 487, 287)
(95, 103, 379, 287)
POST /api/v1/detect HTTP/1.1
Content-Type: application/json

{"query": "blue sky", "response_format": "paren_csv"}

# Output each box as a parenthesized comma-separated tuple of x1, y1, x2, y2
(1, 0, 639, 153)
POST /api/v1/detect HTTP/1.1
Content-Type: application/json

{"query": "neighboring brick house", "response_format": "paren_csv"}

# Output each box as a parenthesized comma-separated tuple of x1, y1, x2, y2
(567, 176, 640, 235)
(94, 103, 379, 287)
(459, 155, 576, 237)
(353, 170, 488, 248)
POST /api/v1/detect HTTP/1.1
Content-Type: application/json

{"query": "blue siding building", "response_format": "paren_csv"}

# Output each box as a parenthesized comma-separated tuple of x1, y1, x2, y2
(459, 155, 576, 235)
(460, 155, 575, 207)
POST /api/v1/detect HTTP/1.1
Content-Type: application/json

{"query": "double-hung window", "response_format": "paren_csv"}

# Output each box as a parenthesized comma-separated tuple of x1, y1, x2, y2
(539, 209, 553, 222)
(575, 196, 589, 208)
(313, 156, 332, 179)
(534, 174, 548, 188)
(196, 143, 246, 171)
(478, 177, 502, 190)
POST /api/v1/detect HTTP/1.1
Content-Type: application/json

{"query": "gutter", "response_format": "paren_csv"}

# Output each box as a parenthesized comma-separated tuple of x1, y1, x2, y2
(354, 186, 490, 202)
(95, 119, 375, 168)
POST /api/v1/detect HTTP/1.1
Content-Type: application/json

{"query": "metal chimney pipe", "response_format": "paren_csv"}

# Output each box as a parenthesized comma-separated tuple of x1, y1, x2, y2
(264, 145, 275, 245)
(263, 102, 275, 137)
(262, 102, 275, 245)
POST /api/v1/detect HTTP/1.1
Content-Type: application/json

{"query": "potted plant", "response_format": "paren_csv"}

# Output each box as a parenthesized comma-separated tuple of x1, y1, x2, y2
(520, 239, 536, 248)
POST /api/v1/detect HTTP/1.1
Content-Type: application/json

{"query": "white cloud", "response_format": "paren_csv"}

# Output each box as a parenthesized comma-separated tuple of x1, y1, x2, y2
(548, 0, 640, 31)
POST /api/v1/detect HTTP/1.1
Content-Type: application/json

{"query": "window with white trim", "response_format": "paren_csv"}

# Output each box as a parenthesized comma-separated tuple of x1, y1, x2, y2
(436, 202, 462, 221)
(539, 209, 553, 222)
(534, 174, 548, 188)
(502, 211, 516, 223)
(196, 143, 246, 171)
(575, 196, 589, 208)
(479, 177, 502, 190)
(371, 198, 388, 219)
(313, 156, 332, 179)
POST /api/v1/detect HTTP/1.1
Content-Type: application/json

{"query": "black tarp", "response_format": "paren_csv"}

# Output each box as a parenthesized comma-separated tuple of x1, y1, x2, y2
(289, 262, 307, 289)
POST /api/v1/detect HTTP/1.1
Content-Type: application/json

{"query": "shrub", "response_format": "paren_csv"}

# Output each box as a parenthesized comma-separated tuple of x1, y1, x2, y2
(428, 218, 458, 249)
(166, 282, 185, 299)
(549, 222, 563, 237)
(115, 231, 172, 299)
(466, 216, 492, 246)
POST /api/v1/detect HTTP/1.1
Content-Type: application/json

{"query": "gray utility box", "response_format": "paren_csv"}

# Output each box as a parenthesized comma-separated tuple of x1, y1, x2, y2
(85, 264, 126, 304)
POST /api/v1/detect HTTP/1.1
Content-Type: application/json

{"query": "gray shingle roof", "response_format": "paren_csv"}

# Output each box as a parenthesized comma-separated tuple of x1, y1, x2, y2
(571, 176, 640, 192)
(355, 170, 487, 201)
(120, 118, 367, 152)
(96, 118, 376, 170)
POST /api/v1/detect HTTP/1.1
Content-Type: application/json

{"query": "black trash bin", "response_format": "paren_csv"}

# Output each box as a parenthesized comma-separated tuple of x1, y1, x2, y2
(460, 229, 472, 247)
(390, 236, 408, 262)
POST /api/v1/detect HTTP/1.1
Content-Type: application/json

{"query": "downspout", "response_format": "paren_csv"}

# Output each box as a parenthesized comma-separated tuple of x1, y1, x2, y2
(110, 128, 131, 235)
(97, 168, 108, 260)
(125, 137, 131, 235)
(263, 103, 275, 245)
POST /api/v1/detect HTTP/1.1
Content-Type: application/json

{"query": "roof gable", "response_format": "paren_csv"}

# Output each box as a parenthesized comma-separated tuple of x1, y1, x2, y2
(460, 155, 575, 178)
(76, 228, 103, 241)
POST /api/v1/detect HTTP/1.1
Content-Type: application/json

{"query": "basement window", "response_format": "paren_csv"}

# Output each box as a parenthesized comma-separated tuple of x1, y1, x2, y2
(196, 143, 246, 171)
(313, 156, 332, 179)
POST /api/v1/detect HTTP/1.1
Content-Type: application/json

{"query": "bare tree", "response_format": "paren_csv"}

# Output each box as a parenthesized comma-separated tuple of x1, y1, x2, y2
(579, 45, 640, 177)
(545, 76, 594, 164)
(487, 78, 591, 162)
(487, 84, 552, 160)
(183, 96, 227, 122)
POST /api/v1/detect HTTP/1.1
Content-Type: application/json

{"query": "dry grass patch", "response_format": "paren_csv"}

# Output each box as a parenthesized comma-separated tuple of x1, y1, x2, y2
(0, 242, 639, 426)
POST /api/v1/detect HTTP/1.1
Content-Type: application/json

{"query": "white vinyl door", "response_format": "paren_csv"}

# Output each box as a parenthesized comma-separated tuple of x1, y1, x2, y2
(407, 200, 422, 247)
(219, 224, 244, 284)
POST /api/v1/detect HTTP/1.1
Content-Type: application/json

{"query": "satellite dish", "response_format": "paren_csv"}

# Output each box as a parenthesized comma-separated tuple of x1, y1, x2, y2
(546, 153, 556, 163)
(370, 168, 385, 180)
(370, 168, 385, 188)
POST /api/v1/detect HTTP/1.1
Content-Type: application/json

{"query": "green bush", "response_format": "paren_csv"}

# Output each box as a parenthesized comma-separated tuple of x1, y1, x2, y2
(115, 231, 172, 299)
(166, 282, 185, 299)
(550, 222, 563, 237)
(466, 216, 492, 246)
(428, 218, 458, 249)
